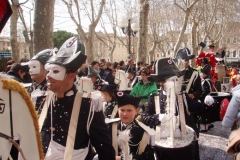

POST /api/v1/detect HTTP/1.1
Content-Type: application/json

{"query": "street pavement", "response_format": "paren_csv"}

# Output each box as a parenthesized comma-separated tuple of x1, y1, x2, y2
(199, 121, 234, 160)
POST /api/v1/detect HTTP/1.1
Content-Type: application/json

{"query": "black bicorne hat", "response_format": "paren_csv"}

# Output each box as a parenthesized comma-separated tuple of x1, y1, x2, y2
(31, 49, 53, 65)
(176, 48, 195, 60)
(150, 57, 185, 82)
(96, 84, 117, 92)
(199, 42, 206, 48)
(47, 37, 87, 72)
(113, 91, 141, 108)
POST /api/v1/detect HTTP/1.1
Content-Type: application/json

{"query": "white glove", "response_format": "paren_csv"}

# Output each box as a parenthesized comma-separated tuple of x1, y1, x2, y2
(204, 95, 214, 106)
(159, 114, 167, 124)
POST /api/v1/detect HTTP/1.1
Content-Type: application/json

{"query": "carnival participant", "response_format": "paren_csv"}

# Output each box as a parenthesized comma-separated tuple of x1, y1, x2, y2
(130, 68, 158, 110)
(107, 91, 155, 160)
(27, 49, 53, 113)
(41, 37, 115, 159)
(88, 61, 101, 79)
(196, 43, 216, 77)
(96, 84, 118, 119)
(176, 48, 202, 101)
(199, 67, 214, 132)
(140, 57, 214, 160)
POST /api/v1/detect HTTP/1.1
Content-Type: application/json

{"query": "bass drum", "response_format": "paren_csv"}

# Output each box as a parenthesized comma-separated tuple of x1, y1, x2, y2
(201, 92, 231, 124)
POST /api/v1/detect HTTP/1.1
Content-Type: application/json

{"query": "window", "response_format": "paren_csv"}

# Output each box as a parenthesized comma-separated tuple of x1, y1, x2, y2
(227, 51, 230, 57)
(227, 38, 231, 43)
(233, 37, 237, 43)
(233, 50, 237, 57)
(168, 51, 170, 55)
(157, 54, 159, 58)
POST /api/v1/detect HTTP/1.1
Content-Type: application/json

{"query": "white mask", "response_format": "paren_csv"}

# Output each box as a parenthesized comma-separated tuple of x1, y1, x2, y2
(45, 64, 66, 81)
(28, 60, 41, 75)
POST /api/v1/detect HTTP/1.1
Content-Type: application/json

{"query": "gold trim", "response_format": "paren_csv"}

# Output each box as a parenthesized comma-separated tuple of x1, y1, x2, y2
(1, 79, 44, 160)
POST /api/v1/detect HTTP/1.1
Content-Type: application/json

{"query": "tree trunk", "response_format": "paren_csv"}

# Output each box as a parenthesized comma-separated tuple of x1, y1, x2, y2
(148, 41, 157, 63)
(191, 21, 198, 67)
(137, 0, 149, 63)
(85, 25, 95, 63)
(10, 0, 19, 62)
(33, 0, 55, 55)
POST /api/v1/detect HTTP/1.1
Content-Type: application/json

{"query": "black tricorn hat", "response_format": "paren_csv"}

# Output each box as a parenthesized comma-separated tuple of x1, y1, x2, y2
(150, 58, 185, 82)
(176, 48, 195, 60)
(199, 42, 206, 48)
(114, 91, 141, 108)
(31, 49, 53, 65)
(47, 37, 87, 72)
(96, 84, 117, 92)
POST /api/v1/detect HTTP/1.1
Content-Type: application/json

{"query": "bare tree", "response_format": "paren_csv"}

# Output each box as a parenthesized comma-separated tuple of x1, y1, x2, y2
(10, 0, 20, 62)
(137, 0, 149, 62)
(33, 0, 55, 55)
(62, 0, 105, 63)
(173, 0, 199, 56)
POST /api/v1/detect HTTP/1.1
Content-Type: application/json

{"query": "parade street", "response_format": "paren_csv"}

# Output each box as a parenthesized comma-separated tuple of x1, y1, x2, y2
(199, 121, 233, 160)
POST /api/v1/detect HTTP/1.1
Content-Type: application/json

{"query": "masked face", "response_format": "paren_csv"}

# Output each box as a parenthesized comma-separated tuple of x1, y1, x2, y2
(45, 64, 66, 81)
(29, 60, 41, 75)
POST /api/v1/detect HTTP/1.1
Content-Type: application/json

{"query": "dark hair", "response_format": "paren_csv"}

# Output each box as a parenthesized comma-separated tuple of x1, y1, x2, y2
(106, 62, 112, 67)
(140, 68, 150, 76)
(119, 60, 125, 66)
(19, 58, 29, 63)
(91, 61, 99, 66)
(137, 61, 143, 66)
(10, 63, 26, 73)
(100, 59, 106, 63)
(113, 62, 119, 69)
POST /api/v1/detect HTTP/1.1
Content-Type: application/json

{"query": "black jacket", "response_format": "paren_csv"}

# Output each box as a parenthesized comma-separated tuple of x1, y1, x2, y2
(182, 66, 202, 100)
(7, 69, 23, 82)
(141, 91, 211, 137)
(108, 120, 154, 160)
(41, 85, 115, 160)
(101, 68, 115, 85)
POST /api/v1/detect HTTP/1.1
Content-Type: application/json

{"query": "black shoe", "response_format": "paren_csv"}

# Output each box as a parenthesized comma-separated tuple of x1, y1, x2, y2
(208, 124, 214, 130)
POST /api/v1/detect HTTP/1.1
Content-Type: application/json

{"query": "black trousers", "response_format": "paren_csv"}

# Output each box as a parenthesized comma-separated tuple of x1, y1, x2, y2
(155, 140, 200, 160)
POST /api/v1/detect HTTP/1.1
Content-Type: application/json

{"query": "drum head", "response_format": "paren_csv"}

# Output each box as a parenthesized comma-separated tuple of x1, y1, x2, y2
(219, 98, 229, 120)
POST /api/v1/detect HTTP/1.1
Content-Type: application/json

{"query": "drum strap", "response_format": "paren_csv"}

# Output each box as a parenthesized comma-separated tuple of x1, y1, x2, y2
(186, 71, 198, 93)
(64, 92, 83, 160)
(112, 122, 118, 156)
(137, 131, 148, 155)
(110, 105, 118, 119)
(38, 91, 54, 132)
(154, 95, 161, 140)
(177, 95, 187, 140)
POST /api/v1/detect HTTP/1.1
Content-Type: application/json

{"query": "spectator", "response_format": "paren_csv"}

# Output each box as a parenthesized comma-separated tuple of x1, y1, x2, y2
(130, 68, 158, 111)
(5, 60, 15, 73)
(119, 60, 125, 71)
(7, 63, 26, 82)
(102, 62, 115, 85)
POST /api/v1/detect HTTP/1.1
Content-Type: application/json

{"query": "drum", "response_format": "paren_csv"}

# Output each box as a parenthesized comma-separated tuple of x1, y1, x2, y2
(201, 92, 231, 124)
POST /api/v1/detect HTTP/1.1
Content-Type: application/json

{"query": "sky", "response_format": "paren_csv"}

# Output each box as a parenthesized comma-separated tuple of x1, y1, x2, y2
(1, 0, 115, 37)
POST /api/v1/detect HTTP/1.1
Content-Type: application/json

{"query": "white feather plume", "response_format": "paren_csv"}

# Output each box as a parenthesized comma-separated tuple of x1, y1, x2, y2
(118, 130, 132, 160)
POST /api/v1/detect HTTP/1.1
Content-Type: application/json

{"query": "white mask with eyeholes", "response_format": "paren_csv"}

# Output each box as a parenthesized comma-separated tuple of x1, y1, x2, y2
(45, 64, 66, 81)
(29, 60, 41, 75)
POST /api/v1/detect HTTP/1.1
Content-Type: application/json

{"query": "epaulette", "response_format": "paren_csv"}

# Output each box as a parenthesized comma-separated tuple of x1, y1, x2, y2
(136, 120, 155, 136)
(105, 118, 120, 124)
(90, 91, 103, 112)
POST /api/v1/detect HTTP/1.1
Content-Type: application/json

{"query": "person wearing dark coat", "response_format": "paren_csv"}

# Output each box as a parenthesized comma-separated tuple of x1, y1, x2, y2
(101, 62, 115, 85)
(41, 37, 115, 160)
(107, 91, 155, 160)
(139, 58, 214, 160)
(7, 63, 26, 82)
(27, 49, 53, 114)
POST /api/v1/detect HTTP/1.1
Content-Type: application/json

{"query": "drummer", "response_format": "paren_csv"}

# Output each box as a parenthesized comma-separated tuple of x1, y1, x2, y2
(140, 58, 215, 160)
(107, 91, 155, 160)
